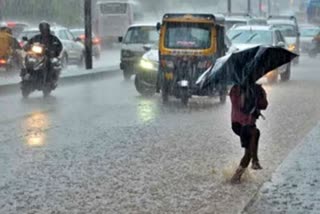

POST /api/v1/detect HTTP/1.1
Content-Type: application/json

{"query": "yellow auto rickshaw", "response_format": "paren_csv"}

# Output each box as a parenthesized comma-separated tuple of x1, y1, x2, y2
(156, 13, 228, 105)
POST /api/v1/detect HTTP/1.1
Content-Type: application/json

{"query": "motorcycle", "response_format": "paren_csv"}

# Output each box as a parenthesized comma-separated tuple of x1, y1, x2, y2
(20, 42, 61, 98)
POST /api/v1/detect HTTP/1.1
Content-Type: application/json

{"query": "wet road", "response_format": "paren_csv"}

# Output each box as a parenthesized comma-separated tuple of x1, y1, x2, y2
(1, 55, 320, 214)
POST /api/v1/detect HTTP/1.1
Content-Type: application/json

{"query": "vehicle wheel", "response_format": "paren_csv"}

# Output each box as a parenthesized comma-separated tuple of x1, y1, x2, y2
(77, 53, 85, 68)
(5, 65, 13, 73)
(61, 54, 68, 69)
(219, 92, 227, 103)
(161, 81, 169, 104)
(135, 75, 155, 97)
(123, 69, 132, 80)
(280, 63, 291, 82)
(21, 82, 31, 98)
(42, 85, 52, 98)
(95, 53, 101, 60)
(181, 88, 189, 106)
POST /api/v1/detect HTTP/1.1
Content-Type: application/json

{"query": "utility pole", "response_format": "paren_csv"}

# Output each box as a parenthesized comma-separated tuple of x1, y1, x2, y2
(267, 0, 272, 16)
(259, 0, 263, 16)
(84, 0, 93, 69)
(247, 0, 251, 14)
(227, 0, 232, 15)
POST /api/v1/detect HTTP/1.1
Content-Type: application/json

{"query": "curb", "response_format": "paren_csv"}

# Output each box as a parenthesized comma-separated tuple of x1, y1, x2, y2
(241, 123, 320, 214)
(0, 67, 119, 95)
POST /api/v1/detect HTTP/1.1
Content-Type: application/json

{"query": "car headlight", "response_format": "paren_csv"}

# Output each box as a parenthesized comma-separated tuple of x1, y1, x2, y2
(140, 59, 157, 70)
(288, 44, 296, 52)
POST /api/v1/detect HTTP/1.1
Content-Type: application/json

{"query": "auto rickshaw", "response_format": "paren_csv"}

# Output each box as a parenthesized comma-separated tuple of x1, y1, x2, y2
(157, 13, 228, 105)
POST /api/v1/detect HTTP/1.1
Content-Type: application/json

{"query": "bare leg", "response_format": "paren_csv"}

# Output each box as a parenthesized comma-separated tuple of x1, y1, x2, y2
(251, 129, 263, 170)
(231, 148, 251, 184)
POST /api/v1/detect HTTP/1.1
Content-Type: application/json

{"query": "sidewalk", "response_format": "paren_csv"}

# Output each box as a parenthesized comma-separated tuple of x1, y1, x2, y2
(243, 123, 320, 214)
(0, 49, 120, 87)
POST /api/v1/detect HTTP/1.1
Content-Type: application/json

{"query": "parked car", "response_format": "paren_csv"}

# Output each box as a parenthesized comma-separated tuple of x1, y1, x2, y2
(70, 28, 101, 59)
(227, 25, 291, 82)
(119, 23, 158, 80)
(268, 15, 300, 64)
(299, 24, 320, 52)
(19, 26, 85, 68)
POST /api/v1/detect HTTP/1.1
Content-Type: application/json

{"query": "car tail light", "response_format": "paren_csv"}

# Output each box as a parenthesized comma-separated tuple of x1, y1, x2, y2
(92, 38, 100, 45)
(6, 22, 16, 28)
(0, 59, 7, 64)
(79, 34, 85, 41)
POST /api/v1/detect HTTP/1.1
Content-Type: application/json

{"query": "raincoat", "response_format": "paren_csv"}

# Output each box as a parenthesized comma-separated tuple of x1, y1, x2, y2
(26, 34, 63, 58)
(0, 31, 13, 57)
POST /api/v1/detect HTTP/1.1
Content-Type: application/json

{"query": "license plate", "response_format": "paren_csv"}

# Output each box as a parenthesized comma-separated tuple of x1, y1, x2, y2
(165, 72, 173, 80)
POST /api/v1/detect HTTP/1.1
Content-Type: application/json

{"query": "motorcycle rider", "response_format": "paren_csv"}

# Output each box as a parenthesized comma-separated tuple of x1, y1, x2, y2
(0, 24, 22, 68)
(24, 21, 63, 86)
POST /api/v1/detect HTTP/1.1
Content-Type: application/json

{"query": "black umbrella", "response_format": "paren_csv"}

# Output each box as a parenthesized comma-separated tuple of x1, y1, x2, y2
(196, 45, 298, 88)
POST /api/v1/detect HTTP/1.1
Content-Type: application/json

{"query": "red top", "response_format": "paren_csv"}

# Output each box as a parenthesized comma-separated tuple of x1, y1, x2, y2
(230, 85, 256, 126)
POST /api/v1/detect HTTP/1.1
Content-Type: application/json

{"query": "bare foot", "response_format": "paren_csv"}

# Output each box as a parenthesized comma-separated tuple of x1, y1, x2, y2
(230, 166, 245, 184)
(230, 176, 241, 184)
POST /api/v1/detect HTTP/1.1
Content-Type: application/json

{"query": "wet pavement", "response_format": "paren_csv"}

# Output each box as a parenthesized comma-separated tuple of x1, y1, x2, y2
(0, 55, 320, 213)
(243, 122, 320, 214)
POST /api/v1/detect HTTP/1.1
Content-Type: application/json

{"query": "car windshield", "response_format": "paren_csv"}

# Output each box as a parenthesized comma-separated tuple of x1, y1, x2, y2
(124, 26, 158, 44)
(227, 29, 273, 45)
(164, 22, 212, 49)
(225, 20, 247, 30)
(272, 24, 297, 37)
(300, 27, 320, 37)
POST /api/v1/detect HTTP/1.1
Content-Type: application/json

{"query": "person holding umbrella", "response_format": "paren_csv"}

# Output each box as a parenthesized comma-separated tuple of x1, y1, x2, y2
(196, 45, 298, 184)
(229, 82, 268, 184)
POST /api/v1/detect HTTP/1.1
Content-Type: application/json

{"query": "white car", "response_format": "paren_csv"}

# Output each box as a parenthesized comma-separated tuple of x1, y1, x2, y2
(227, 25, 291, 82)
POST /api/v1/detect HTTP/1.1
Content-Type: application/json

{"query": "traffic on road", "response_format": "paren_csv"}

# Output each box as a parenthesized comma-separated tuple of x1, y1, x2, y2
(1, 0, 320, 213)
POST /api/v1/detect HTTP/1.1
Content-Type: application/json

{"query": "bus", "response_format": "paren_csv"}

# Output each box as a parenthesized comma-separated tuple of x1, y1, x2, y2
(93, 0, 143, 45)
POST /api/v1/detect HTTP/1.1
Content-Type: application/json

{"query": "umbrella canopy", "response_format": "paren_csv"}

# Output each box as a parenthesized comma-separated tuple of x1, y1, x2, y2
(196, 45, 298, 88)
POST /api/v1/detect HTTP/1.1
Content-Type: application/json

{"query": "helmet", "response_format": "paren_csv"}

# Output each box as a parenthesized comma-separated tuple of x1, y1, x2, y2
(39, 21, 50, 34)
(0, 22, 8, 31)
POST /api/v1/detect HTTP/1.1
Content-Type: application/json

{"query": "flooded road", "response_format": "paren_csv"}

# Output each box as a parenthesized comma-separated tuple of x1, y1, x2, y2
(0, 55, 320, 213)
